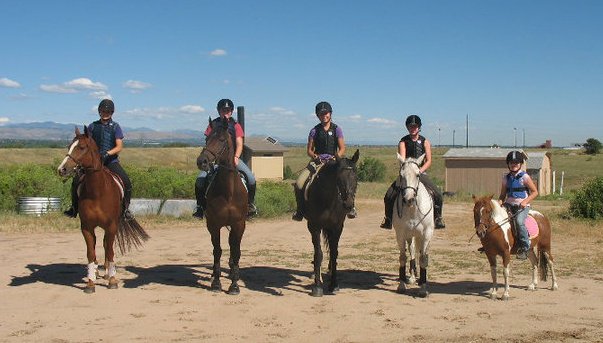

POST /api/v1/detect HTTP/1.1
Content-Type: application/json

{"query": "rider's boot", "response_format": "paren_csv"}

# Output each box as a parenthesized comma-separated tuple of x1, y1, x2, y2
(64, 178, 79, 218)
(123, 188, 134, 220)
(347, 207, 357, 219)
(193, 179, 205, 219)
(434, 204, 446, 229)
(247, 183, 258, 217)
(379, 192, 393, 229)
(380, 217, 392, 229)
(292, 187, 304, 221)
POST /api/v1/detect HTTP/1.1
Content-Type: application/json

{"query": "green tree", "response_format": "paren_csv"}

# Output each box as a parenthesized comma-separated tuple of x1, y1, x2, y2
(584, 138, 602, 155)
(357, 157, 386, 182)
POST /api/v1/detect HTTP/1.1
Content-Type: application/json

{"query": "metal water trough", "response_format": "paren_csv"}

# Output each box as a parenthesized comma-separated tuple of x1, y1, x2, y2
(17, 197, 62, 216)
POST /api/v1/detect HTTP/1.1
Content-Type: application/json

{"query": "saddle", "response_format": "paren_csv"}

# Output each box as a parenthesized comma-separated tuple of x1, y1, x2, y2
(302, 160, 330, 201)
(204, 166, 248, 196)
(504, 205, 540, 240)
(76, 168, 125, 199)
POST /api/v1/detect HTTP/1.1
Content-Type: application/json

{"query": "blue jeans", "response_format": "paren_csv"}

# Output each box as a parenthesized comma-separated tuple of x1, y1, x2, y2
(515, 207, 531, 251)
(196, 160, 256, 187)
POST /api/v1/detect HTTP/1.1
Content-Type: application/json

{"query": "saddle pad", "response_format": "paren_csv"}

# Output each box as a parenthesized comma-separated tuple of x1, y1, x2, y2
(526, 215, 539, 238)
(304, 162, 327, 201)
(76, 173, 124, 199)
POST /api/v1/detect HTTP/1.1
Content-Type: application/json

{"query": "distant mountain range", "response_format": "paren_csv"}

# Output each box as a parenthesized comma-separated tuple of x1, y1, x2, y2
(0, 121, 203, 143)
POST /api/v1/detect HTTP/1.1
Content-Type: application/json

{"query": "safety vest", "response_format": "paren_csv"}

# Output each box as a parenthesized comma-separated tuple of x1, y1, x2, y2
(506, 171, 528, 199)
(400, 135, 426, 160)
(313, 123, 338, 156)
(91, 120, 117, 163)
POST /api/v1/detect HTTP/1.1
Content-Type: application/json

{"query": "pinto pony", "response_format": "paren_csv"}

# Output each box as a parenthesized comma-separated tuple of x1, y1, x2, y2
(57, 127, 149, 293)
(302, 150, 359, 297)
(472, 195, 558, 300)
(196, 117, 247, 295)
(392, 154, 434, 298)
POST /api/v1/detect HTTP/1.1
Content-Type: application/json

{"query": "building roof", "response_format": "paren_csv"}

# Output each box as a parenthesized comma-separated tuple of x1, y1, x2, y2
(244, 136, 288, 153)
(443, 148, 524, 159)
(525, 152, 551, 170)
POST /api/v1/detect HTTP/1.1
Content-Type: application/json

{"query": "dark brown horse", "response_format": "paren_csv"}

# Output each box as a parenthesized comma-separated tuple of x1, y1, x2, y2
(472, 195, 558, 300)
(302, 150, 359, 297)
(196, 117, 247, 295)
(57, 127, 149, 293)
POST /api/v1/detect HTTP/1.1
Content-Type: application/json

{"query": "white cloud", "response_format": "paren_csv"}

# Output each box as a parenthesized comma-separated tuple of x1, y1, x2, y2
(348, 114, 362, 121)
(210, 49, 227, 56)
(40, 77, 107, 94)
(90, 91, 111, 100)
(0, 117, 9, 125)
(65, 78, 107, 90)
(123, 80, 152, 92)
(0, 78, 21, 88)
(39, 84, 78, 93)
(179, 105, 205, 114)
(368, 117, 397, 125)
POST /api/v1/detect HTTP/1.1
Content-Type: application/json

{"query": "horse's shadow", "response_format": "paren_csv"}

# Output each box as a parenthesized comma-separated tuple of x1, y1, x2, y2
(9, 263, 85, 290)
(8, 263, 509, 298)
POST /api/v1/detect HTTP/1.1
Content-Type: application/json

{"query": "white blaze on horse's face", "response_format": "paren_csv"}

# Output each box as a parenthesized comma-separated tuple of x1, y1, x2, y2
(58, 139, 80, 177)
(397, 154, 421, 204)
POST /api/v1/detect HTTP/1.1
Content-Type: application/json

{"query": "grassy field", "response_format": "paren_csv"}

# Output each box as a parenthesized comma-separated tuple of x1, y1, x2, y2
(2, 145, 600, 198)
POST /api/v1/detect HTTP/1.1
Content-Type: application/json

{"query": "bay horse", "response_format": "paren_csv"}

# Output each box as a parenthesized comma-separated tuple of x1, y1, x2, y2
(196, 117, 247, 295)
(392, 154, 434, 298)
(57, 127, 149, 293)
(302, 149, 359, 297)
(472, 195, 559, 300)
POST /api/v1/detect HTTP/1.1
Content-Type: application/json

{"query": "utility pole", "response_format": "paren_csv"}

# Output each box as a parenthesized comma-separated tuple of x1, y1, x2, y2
(523, 129, 525, 148)
(438, 127, 441, 147)
(466, 114, 469, 148)
(453, 129, 456, 148)
(514, 127, 517, 148)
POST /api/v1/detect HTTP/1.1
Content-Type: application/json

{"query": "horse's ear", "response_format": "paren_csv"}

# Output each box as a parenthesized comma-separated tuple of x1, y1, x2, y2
(396, 152, 404, 163)
(75, 126, 81, 136)
(208, 116, 212, 126)
(83, 125, 89, 136)
(351, 149, 360, 163)
(472, 194, 477, 203)
(417, 154, 426, 166)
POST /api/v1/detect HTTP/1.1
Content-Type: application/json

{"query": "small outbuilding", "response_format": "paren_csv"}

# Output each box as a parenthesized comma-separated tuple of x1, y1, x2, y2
(242, 136, 289, 180)
(442, 148, 552, 196)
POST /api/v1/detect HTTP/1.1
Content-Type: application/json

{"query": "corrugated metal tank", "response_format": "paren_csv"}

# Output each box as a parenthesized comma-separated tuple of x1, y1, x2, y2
(17, 197, 62, 216)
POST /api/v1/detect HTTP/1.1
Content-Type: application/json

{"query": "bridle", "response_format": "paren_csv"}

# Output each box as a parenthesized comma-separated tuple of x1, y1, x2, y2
(63, 138, 101, 172)
(201, 131, 235, 171)
(336, 161, 356, 206)
(399, 161, 421, 200)
(474, 204, 518, 239)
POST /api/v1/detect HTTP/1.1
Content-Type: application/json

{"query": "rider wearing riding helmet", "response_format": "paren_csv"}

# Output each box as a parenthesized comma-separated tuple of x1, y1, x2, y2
(499, 150, 538, 260)
(64, 99, 134, 219)
(380, 114, 445, 229)
(292, 101, 357, 221)
(193, 99, 257, 219)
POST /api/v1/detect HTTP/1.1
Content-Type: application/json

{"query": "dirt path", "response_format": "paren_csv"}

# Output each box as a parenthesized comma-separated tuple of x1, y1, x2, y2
(1, 203, 602, 342)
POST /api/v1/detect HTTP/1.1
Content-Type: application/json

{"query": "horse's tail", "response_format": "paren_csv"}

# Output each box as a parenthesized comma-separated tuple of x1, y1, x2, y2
(538, 249, 549, 282)
(117, 217, 150, 255)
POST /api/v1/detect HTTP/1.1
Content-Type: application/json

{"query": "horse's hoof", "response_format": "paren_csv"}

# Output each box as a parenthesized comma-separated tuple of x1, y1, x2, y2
(528, 284, 536, 291)
(210, 279, 222, 293)
(552, 283, 559, 291)
(403, 276, 415, 285)
(108, 277, 118, 290)
(502, 294, 509, 301)
(328, 286, 340, 295)
(418, 290, 429, 298)
(490, 293, 497, 300)
(84, 285, 95, 294)
(311, 286, 324, 297)
(227, 283, 240, 295)
(396, 283, 407, 294)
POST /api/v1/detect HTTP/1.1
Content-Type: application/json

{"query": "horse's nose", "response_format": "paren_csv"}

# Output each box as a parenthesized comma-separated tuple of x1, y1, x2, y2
(58, 167, 67, 177)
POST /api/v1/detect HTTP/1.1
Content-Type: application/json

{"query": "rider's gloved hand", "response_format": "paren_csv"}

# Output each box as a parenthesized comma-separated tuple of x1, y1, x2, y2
(101, 152, 111, 164)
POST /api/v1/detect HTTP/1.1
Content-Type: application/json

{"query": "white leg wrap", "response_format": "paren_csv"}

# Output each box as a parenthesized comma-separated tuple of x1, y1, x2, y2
(87, 262, 98, 282)
(107, 262, 117, 278)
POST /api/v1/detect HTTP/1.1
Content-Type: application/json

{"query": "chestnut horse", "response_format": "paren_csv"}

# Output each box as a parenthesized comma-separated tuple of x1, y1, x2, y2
(392, 154, 434, 298)
(302, 150, 359, 297)
(472, 195, 558, 300)
(57, 127, 149, 293)
(196, 117, 247, 295)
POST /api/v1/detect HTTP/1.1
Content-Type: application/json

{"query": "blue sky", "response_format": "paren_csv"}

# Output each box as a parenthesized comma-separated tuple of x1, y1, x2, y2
(1, 0, 602, 147)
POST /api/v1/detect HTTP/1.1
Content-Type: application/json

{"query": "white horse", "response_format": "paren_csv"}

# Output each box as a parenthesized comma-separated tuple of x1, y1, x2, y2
(392, 154, 435, 297)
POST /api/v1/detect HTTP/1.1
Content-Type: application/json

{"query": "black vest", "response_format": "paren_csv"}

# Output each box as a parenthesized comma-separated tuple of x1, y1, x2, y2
(91, 120, 117, 163)
(313, 123, 339, 156)
(400, 134, 426, 159)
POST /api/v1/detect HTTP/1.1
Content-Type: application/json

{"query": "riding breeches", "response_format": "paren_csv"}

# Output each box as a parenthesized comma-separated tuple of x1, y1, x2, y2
(106, 162, 132, 206)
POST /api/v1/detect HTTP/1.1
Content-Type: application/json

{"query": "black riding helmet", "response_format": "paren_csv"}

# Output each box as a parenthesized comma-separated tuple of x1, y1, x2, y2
(217, 99, 234, 111)
(405, 114, 422, 127)
(506, 150, 526, 164)
(315, 101, 332, 115)
(98, 99, 115, 113)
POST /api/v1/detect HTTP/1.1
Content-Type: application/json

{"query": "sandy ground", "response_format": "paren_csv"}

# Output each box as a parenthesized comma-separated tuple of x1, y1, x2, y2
(1, 201, 602, 343)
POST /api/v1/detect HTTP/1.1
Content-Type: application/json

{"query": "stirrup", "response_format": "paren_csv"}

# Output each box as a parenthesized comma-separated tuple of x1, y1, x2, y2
(347, 207, 357, 219)
(292, 212, 303, 221)
(192, 206, 204, 219)
(124, 209, 134, 220)
(380, 217, 392, 230)
(435, 217, 446, 229)
(247, 203, 257, 217)
(63, 207, 77, 218)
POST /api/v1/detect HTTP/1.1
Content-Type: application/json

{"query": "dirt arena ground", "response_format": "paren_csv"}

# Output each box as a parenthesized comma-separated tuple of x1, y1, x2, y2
(1, 201, 602, 342)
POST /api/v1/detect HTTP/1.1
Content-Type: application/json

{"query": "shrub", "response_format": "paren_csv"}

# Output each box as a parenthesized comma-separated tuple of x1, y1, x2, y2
(584, 138, 602, 155)
(126, 166, 196, 199)
(255, 180, 295, 218)
(283, 165, 295, 180)
(357, 157, 386, 182)
(569, 177, 603, 219)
